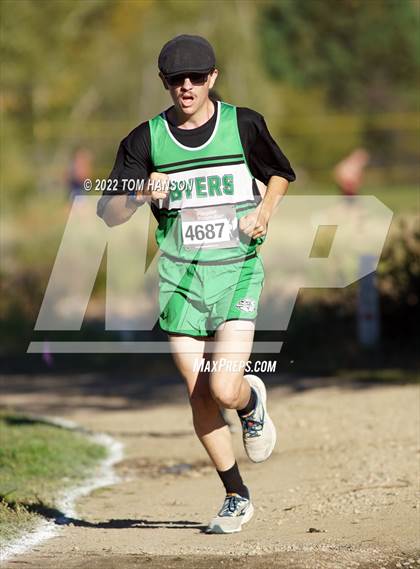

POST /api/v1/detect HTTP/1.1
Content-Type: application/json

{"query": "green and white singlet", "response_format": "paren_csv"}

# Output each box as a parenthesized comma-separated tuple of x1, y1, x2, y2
(149, 101, 266, 336)
(149, 101, 265, 263)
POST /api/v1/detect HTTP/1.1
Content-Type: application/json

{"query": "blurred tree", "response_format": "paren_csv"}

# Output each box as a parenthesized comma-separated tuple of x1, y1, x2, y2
(0, 0, 154, 199)
(259, 0, 420, 110)
(1, 0, 418, 202)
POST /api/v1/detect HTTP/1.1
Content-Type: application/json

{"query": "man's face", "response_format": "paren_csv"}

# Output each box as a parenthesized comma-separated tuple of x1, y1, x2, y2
(161, 69, 218, 115)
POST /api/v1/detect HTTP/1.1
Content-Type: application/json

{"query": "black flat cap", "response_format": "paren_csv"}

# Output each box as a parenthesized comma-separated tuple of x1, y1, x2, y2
(158, 35, 216, 78)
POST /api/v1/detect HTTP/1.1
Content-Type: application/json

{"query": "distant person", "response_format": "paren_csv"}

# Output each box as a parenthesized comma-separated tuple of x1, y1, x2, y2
(67, 147, 93, 201)
(333, 148, 370, 198)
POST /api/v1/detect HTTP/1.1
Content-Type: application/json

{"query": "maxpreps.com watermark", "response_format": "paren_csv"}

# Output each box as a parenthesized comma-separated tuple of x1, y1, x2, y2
(193, 358, 277, 373)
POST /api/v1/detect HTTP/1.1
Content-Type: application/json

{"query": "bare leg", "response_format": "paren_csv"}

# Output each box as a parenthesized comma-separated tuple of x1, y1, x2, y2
(169, 334, 236, 471)
(209, 320, 255, 411)
(210, 320, 277, 465)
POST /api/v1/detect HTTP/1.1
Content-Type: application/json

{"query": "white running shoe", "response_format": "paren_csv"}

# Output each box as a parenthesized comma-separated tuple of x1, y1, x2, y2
(205, 493, 254, 534)
(240, 374, 277, 463)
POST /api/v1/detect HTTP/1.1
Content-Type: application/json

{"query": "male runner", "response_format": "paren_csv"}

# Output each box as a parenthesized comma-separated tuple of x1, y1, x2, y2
(98, 35, 295, 534)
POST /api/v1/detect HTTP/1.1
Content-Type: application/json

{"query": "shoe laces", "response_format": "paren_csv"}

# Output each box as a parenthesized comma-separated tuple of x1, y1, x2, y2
(240, 414, 264, 438)
(219, 493, 246, 516)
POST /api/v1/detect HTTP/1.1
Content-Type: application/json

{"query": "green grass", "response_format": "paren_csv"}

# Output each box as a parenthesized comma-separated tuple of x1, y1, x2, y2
(0, 410, 107, 547)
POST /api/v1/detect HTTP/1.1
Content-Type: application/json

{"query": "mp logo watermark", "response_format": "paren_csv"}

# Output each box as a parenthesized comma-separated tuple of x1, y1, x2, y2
(27, 195, 392, 354)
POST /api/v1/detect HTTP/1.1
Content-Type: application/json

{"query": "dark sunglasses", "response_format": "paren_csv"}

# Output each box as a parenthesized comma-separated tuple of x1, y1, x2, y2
(165, 71, 211, 87)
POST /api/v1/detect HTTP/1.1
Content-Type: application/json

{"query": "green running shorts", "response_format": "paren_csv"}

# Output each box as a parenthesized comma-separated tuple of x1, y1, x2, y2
(158, 253, 265, 337)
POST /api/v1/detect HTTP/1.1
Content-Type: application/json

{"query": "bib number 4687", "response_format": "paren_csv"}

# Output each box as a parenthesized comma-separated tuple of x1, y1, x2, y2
(180, 204, 240, 250)
(185, 222, 224, 242)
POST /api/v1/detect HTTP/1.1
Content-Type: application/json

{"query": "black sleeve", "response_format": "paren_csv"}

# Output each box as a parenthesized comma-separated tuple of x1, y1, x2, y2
(105, 121, 153, 195)
(97, 121, 153, 219)
(237, 107, 296, 185)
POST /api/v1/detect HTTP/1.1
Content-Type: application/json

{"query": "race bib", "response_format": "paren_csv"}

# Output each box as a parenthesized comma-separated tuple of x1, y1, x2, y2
(181, 204, 239, 250)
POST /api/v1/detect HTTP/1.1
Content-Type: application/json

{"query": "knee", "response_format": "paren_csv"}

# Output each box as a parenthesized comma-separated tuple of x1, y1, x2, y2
(210, 383, 242, 410)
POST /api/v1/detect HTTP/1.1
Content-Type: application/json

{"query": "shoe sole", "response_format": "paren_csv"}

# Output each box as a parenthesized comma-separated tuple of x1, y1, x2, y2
(243, 374, 277, 463)
(205, 502, 254, 534)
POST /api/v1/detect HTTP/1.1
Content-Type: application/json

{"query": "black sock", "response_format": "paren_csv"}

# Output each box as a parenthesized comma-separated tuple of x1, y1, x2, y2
(216, 461, 249, 499)
(237, 387, 257, 418)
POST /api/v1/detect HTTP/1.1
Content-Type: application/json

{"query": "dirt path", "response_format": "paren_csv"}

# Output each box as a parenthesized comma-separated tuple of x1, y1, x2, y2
(1, 374, 419, 569)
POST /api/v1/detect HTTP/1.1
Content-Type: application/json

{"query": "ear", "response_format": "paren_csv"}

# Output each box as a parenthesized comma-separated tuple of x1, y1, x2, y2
(159, 72, 169, 91)
(208, 68, 218, 90)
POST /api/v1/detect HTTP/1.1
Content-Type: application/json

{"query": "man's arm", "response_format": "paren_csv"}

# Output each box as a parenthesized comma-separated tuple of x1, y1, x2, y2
(98, 193, 143, 227)
(237, 107, 296, 186)
(236, 107, 295, 239)
(240, 175, 289, 238)
(258, 175, 289, 218)
(97, 122, 151, 227)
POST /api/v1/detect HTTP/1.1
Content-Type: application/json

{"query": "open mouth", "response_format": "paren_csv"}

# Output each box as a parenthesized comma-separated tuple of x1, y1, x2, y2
(180, 93, 195, 106)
